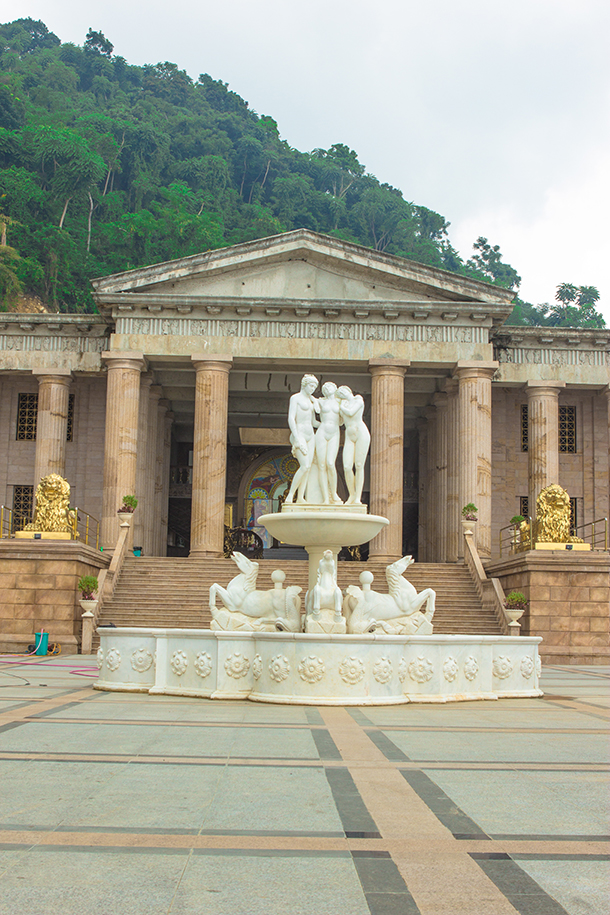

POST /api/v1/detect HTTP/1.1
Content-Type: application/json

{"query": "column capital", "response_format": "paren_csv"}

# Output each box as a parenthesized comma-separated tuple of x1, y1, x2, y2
(603, 384, 610, 401)
(33, 370, 72, 385)
(191, 354, 233, 373)
(140, 372, 154, 390)
(102, 352, 145, 372)
(444, 377, 458, 395)
(524, 380, 566, 396)
(453, 360, 498, 382)
(149, 385, 163, 403)
(368, 358, 409, 378)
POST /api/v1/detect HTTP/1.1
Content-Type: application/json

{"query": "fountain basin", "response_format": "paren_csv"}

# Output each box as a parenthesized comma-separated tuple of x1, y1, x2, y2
(259, 509, 389, 588)
(96, 628, 543, 705)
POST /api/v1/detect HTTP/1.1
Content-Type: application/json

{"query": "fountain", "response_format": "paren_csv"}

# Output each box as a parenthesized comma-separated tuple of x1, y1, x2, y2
(96, 374, 542, 704)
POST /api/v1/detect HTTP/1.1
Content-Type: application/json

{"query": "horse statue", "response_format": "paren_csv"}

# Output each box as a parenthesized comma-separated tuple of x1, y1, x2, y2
(209, 551, 302, 632)
(305, 550, 345, 633)
(343, 556, 436, 635)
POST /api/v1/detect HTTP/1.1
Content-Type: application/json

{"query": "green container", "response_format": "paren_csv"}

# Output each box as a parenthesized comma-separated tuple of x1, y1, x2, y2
(34, 632, 49, 656)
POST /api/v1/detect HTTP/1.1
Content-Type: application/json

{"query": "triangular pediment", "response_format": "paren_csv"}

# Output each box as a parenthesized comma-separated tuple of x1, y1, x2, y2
(91, 229, 515, 307)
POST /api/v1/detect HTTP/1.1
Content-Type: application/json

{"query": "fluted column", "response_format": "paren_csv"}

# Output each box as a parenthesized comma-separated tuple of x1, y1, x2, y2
(142, 386, 161, 555)
(190, 354, 232, 557)
(424, 406, 438, 561)
(417, 419, 428, 562)
(526, 381, 565, 514)
(454, 361, 497, 559)
(134, 373, 153, 554)
(158, 407, 173, 557)
(101, 352, 145, 550)
(368, 359, 409, 560)
(445, 378, 459, 562)
(154, 398, 169, 556)
(433, 392, 448, 562)
(33, 371, 72, 491)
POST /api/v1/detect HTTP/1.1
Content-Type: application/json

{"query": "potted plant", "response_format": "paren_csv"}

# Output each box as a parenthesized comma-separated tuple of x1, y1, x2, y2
(461, 503, 478, 536)
(118, 495, 138, 515)
(78, 575, 99, 614)
(504, 590, 528, 630)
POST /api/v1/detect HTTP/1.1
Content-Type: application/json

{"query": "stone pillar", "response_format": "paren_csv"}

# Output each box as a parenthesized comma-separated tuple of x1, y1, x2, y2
(190, 355, 232, 557)
(134, 373, 153, 554)
(101, 353, 145, 550)
(432, 392, 448, 563)
(153, 398, 169, 557)
(424, 406, 438, 562)
(454, 361, 497, 560)
(368, 359, 409, 560)
(142, 386, 161, 555)
(445, 379, 459, 563)
(525, 381, 566, 515)
(417, 420, 428, 562)
(158, 407, 173, 557)
(33, 371, 72, 491)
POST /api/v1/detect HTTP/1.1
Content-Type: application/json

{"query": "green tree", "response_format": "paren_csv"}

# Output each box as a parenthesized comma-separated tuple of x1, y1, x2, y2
(466, 237, 521, 290)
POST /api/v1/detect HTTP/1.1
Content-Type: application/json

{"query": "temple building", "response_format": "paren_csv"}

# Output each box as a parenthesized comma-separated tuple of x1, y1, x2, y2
(1, 230, 609, 663)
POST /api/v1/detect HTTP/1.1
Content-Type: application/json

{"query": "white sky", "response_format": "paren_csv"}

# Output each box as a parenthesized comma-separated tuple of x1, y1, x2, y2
(8, 0, 610, 319)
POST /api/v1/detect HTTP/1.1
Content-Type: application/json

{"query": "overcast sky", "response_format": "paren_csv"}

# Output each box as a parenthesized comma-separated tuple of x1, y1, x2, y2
(9, 0, 610, 319)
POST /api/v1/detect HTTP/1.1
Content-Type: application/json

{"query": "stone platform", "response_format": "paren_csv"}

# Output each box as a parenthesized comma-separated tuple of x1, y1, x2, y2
(96, 628, 542, 704)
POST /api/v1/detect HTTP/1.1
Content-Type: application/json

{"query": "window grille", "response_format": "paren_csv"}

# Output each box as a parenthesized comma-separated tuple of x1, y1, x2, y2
(569, 497, 578, 534)
(66, 393, 75, 442)
(559, 405, 577, 453)
(16, 393, 38, 440)
(520, 404, 528, 452)
(520, 496, 529, 518)
(13, 485, 34, 524)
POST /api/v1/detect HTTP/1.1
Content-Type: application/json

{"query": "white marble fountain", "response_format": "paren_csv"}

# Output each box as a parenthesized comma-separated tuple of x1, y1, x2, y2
(96, 375, 542, 704)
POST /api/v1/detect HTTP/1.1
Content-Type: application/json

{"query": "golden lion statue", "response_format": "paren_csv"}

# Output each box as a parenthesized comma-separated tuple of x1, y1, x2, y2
(25, 474, 74, 534)
(532, 483, 583, 544)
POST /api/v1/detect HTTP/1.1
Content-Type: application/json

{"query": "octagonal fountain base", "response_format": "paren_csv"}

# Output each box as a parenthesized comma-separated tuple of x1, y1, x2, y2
(95, 628, 543, 705)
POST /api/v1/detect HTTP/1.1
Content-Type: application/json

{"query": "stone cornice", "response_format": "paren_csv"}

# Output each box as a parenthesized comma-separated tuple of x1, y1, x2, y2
(95, 294, 508, 328)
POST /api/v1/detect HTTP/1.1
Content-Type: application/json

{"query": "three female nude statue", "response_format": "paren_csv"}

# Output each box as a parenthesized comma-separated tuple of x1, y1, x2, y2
(285, 375, 370, 506)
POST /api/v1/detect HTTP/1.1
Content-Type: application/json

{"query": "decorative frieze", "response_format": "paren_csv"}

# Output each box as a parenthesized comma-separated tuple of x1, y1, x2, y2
(496, 346, 608, 366)
(115, 315, 488, 344)
(0, 334, 108, 352)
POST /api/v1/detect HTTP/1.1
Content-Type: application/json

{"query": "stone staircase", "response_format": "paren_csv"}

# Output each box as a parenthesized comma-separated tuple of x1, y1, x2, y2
(93, 557, 501, 648)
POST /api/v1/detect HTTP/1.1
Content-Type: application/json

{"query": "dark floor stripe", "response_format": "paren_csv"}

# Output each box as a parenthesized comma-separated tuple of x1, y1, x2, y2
(304, 707, 324, 725)
(347, 708, 374, 726)
(29, 701, 83, 718)
(400, 769, 490, 840)
(325, 767, 380, 836)
(365, 730, 410, 761)
(0, 722, 24, 735)
(352, 854, 421, 915)
(470, 853, 570, 915)
(311, 727, 342, 760)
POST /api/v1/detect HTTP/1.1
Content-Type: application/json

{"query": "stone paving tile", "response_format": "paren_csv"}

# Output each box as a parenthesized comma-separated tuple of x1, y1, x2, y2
(515, 857, 610, 915)
(419, 769, 610, 836)
(173, 853, 371, 915)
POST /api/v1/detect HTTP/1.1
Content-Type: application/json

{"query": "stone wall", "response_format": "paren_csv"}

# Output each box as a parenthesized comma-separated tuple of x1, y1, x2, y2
(486, 552, 610, 665)
(0, 541, 109, 653)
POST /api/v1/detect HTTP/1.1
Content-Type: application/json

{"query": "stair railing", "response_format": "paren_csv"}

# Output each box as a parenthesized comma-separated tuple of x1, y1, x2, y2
(463, 527, 511, 635)
(93, 519, 132, 630)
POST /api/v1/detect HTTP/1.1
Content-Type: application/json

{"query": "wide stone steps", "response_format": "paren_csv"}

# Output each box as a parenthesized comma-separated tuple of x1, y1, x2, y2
(94, 557, 501, 648)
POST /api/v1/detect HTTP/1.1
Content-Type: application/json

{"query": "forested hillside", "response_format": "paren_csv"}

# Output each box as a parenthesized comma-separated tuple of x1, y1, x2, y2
(0, 18, 603, 327)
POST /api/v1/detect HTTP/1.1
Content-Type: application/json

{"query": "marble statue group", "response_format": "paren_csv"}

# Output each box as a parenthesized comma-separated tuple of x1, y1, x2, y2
(209, 375, 436, 637)
(285, 374, 370, 506)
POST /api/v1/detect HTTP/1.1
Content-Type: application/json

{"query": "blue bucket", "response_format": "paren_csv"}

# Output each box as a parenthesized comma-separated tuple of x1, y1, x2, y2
(34, 632, 49, 656)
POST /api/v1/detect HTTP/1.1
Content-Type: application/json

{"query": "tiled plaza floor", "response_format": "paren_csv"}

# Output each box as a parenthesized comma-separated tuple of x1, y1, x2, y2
(0, 656, 607, 915)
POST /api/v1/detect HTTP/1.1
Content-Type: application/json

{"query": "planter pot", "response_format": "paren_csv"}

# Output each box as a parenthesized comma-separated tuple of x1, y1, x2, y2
(79, 598, 99, 616)
(461, 519, 477, 535)
(117, 511, 133, 526)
